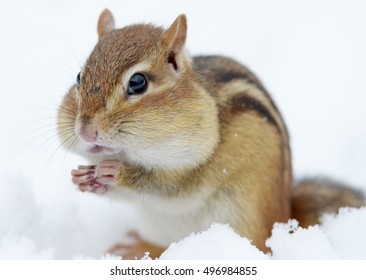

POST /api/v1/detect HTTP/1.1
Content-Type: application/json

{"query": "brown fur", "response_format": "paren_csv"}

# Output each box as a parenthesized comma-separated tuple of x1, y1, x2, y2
(57, 10, 365, 258)
(97, 9, 115, 39)
(292, 179, 365, 228)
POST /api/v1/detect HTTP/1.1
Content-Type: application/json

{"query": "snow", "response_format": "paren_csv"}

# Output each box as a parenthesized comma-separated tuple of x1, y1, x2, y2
(1, 0, 366, 259)
(321, 208, 366, 259)
(164, 212, 366, 260)
(161, 224, 269, 260)
(267, 220, 339, 259)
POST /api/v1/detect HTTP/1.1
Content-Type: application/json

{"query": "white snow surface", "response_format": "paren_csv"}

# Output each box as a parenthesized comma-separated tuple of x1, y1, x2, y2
(1, 0, 366, 259)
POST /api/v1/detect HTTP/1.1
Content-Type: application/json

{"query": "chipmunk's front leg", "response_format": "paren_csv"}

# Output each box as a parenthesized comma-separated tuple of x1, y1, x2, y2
(72, 162, 166, 259)
(71, 160, 122, 194)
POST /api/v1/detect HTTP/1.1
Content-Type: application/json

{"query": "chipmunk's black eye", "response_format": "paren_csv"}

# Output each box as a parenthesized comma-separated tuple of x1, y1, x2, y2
(76, 72, 81, 87)
(127, 73, 147, 95)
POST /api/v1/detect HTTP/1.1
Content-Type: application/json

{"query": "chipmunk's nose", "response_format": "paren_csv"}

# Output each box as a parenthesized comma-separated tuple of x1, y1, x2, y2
(79, 125, 98, 143)
(78, 116, 98, 143)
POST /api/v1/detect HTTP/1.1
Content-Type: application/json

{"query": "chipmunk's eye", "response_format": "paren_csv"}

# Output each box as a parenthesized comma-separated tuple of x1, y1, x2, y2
(127, 73, 147, 95)
(76, 72, 81, 87)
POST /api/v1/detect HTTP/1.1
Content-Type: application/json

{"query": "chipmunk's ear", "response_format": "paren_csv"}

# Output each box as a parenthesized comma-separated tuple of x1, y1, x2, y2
(163, 14, 187, 70)
(97, 9, 115, 39)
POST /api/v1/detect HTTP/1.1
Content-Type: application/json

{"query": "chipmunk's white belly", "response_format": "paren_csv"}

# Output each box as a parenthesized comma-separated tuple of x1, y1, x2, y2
(138, 188, 216, 246)
(105, 184, 223, 247)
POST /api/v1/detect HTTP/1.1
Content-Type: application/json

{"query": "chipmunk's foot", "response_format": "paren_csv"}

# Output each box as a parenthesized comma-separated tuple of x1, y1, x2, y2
(108, 232, 165, 260)
(71, 160, 121, 194)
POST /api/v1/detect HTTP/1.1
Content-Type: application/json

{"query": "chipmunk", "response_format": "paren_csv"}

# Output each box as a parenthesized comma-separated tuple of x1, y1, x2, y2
(57, 9, 365, 259)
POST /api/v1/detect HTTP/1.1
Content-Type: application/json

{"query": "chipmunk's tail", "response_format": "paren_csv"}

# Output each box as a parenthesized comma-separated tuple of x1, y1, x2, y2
(291, 178, 365, 227)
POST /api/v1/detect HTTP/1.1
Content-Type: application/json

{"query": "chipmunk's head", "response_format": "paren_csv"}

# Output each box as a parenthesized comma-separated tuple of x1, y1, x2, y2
(58, 9, 219, 170)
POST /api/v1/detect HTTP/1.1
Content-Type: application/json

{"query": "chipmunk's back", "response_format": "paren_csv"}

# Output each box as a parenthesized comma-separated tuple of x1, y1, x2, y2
(192, 56, 287, 134)
(190, 55, 292, 251)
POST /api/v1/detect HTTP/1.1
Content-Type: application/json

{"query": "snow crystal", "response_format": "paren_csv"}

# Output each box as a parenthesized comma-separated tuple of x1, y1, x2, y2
(141, 252, 153, 260)
(73, 254, 122, 260)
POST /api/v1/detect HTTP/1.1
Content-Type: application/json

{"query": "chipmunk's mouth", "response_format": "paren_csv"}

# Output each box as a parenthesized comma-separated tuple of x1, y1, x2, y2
(88, 145, 118, 154)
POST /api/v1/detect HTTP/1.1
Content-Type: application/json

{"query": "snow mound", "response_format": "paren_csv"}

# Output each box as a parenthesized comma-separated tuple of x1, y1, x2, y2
(321, 207, 366, 259)
(160, 224, 268, 260)
(0, 235, 54, 260)
(160, 209, 366, 260)
(266, 220, 339, 259)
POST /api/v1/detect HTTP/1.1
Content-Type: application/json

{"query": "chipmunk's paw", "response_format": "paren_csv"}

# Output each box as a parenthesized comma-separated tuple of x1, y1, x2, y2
(71, 160, 121, 193)
(95, 160, 122, 185)
(71, 165, 107, 194)
(108, 231, 165, 260)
